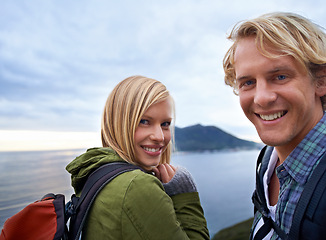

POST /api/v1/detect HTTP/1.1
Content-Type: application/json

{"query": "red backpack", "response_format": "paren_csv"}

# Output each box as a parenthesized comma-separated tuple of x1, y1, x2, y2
(0, 162, 142, 240)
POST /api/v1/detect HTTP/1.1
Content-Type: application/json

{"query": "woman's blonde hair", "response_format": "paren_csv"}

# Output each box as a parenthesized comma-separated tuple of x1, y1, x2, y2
(223, 12, 326, 109)
(101, 75, 174, 165)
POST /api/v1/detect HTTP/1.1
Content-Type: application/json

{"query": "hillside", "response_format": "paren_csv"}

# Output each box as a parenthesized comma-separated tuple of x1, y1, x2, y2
(175, 124, 260, 152)
(212, 218, 254, 240)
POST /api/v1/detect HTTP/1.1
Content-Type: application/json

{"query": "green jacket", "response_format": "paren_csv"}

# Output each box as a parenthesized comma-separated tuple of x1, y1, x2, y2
(66, 147, 209, 240)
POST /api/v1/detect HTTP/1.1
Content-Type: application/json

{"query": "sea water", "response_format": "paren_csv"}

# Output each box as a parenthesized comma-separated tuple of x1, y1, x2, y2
(0, 149, 259, 236)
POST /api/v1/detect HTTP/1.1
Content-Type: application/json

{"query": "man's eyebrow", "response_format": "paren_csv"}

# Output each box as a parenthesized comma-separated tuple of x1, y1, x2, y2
(236, 75, 251, 82)
(267, 67, 285, 74)
(236, 66, 294, 81)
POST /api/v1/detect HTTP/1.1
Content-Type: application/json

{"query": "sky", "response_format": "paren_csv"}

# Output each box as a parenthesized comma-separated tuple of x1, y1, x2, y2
(1, 0, 326, 151)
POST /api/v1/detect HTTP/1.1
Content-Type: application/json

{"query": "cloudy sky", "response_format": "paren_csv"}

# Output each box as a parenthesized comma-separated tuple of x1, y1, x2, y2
(1, 0, 326, 151)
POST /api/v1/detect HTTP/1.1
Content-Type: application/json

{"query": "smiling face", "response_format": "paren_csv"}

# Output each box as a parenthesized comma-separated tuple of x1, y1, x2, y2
(134, 98, 173, 170)
(234, 37, 325, 160)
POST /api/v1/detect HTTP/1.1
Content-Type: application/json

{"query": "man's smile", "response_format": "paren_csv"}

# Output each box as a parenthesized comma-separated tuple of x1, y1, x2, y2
(257, 111, 287, 121)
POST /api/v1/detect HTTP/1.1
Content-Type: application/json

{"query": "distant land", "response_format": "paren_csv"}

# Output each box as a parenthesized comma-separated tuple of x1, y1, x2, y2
(212, 218, 254, 240)
(175, 124, 262, 152)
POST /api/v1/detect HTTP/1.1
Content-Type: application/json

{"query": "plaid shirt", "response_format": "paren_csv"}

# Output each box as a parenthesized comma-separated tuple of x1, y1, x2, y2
(269, 113, 326, 239)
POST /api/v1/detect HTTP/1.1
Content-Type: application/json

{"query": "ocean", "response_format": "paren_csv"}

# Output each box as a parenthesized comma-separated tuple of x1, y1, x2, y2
(0, 149, 260, 237)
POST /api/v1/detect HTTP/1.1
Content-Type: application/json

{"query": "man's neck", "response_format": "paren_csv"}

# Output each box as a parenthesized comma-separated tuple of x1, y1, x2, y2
(275, 113, 324, 162)
(275, 143, 298, 163)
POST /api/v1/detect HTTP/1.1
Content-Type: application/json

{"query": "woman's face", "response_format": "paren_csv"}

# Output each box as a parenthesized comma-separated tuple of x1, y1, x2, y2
(134, 98, 173, 170)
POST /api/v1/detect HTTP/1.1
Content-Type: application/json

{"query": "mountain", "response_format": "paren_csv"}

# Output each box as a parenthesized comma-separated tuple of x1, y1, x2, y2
(174, 124, 261, 152)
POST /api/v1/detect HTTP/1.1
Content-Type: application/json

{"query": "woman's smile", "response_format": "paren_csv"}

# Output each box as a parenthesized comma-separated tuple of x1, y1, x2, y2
(134, 98, 173, 170)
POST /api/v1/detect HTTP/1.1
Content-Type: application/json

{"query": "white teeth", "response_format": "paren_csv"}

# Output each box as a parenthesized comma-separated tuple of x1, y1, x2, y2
(143, 147, 160, 152)
(260, 111, 284, 121)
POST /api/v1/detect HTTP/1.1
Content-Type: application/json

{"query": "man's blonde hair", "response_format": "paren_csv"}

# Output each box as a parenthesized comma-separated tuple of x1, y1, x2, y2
(101, 75, 174, 165)
(223, 12, 326, 109)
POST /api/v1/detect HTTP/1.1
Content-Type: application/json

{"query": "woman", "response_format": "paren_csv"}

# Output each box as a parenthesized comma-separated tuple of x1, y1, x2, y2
(66, 76, 209, 239)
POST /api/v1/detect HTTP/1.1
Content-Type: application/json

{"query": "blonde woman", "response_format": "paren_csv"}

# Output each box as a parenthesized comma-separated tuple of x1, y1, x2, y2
(66, 76, 209, 240)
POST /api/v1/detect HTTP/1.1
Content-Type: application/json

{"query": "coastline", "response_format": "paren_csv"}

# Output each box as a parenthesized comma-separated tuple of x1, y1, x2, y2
(212, 217, 254, 240)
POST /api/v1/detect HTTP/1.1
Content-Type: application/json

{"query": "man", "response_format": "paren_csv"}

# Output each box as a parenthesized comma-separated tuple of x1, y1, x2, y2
(223, 12, 326, 239)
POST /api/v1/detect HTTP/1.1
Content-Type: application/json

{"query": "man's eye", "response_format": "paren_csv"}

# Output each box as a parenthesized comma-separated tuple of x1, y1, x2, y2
(244, 80, 255, 86)
(238, 80, 255, 89)
(277, 75, 287, 80)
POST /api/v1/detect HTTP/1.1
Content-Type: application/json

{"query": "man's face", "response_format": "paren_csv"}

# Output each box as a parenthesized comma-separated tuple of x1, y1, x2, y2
(234, 37, 325, 158)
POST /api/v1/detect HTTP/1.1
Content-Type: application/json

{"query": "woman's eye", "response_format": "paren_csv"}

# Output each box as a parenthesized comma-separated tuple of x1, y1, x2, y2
(161, 121, 171, 128)
(140, 119, 149, 125)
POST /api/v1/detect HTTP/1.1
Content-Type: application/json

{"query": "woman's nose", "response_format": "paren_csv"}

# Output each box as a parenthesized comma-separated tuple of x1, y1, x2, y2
(150, 126, 164, 142)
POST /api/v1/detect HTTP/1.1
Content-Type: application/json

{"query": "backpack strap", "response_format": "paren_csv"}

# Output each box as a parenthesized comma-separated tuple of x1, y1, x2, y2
(253, 149, 326, 240)
(67, 161, 143, 240)
(252, 146, 273, 216)
(288, 152, 326, 240)
(254, 215, 288, 240)
(251, 146, 288, 240)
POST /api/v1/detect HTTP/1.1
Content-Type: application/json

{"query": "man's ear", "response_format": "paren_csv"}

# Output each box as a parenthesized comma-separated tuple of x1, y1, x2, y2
(315, 66, 326, 97)
(316, 82, 326, 97)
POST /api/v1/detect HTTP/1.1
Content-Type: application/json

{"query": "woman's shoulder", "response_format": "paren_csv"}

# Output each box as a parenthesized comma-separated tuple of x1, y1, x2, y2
(93, 169, 165, 207)
(110, 169, 169, 205)
(98, 168, 164, 195)
(122, 169, 164, 191)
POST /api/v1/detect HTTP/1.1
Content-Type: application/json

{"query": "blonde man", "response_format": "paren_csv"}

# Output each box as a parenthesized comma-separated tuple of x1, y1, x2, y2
(223, 12, 326, 239)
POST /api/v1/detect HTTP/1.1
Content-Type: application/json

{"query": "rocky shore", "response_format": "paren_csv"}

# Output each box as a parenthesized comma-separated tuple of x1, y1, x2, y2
(212, 218, 253, 240)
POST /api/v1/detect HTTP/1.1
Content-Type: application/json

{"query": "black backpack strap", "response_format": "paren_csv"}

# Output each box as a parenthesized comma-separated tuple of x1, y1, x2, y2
(254, 216, 288, 240)
(251, 146, 288, 240)
(253, 216, 272, 240)
(252, 146, 273, 216)
(67, 161, 143, 240)
(288, 152, 326, 240)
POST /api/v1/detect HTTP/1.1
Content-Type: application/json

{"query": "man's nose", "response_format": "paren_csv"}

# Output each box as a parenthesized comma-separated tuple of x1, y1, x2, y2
(254, 80, 277, 107)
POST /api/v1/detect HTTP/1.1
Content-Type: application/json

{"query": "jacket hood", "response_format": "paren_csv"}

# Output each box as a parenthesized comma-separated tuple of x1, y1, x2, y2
(66, 147, 123, 194)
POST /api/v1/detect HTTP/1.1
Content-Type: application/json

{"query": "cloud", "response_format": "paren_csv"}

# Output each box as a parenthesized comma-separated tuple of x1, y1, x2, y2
(1, 0, 326, 149)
